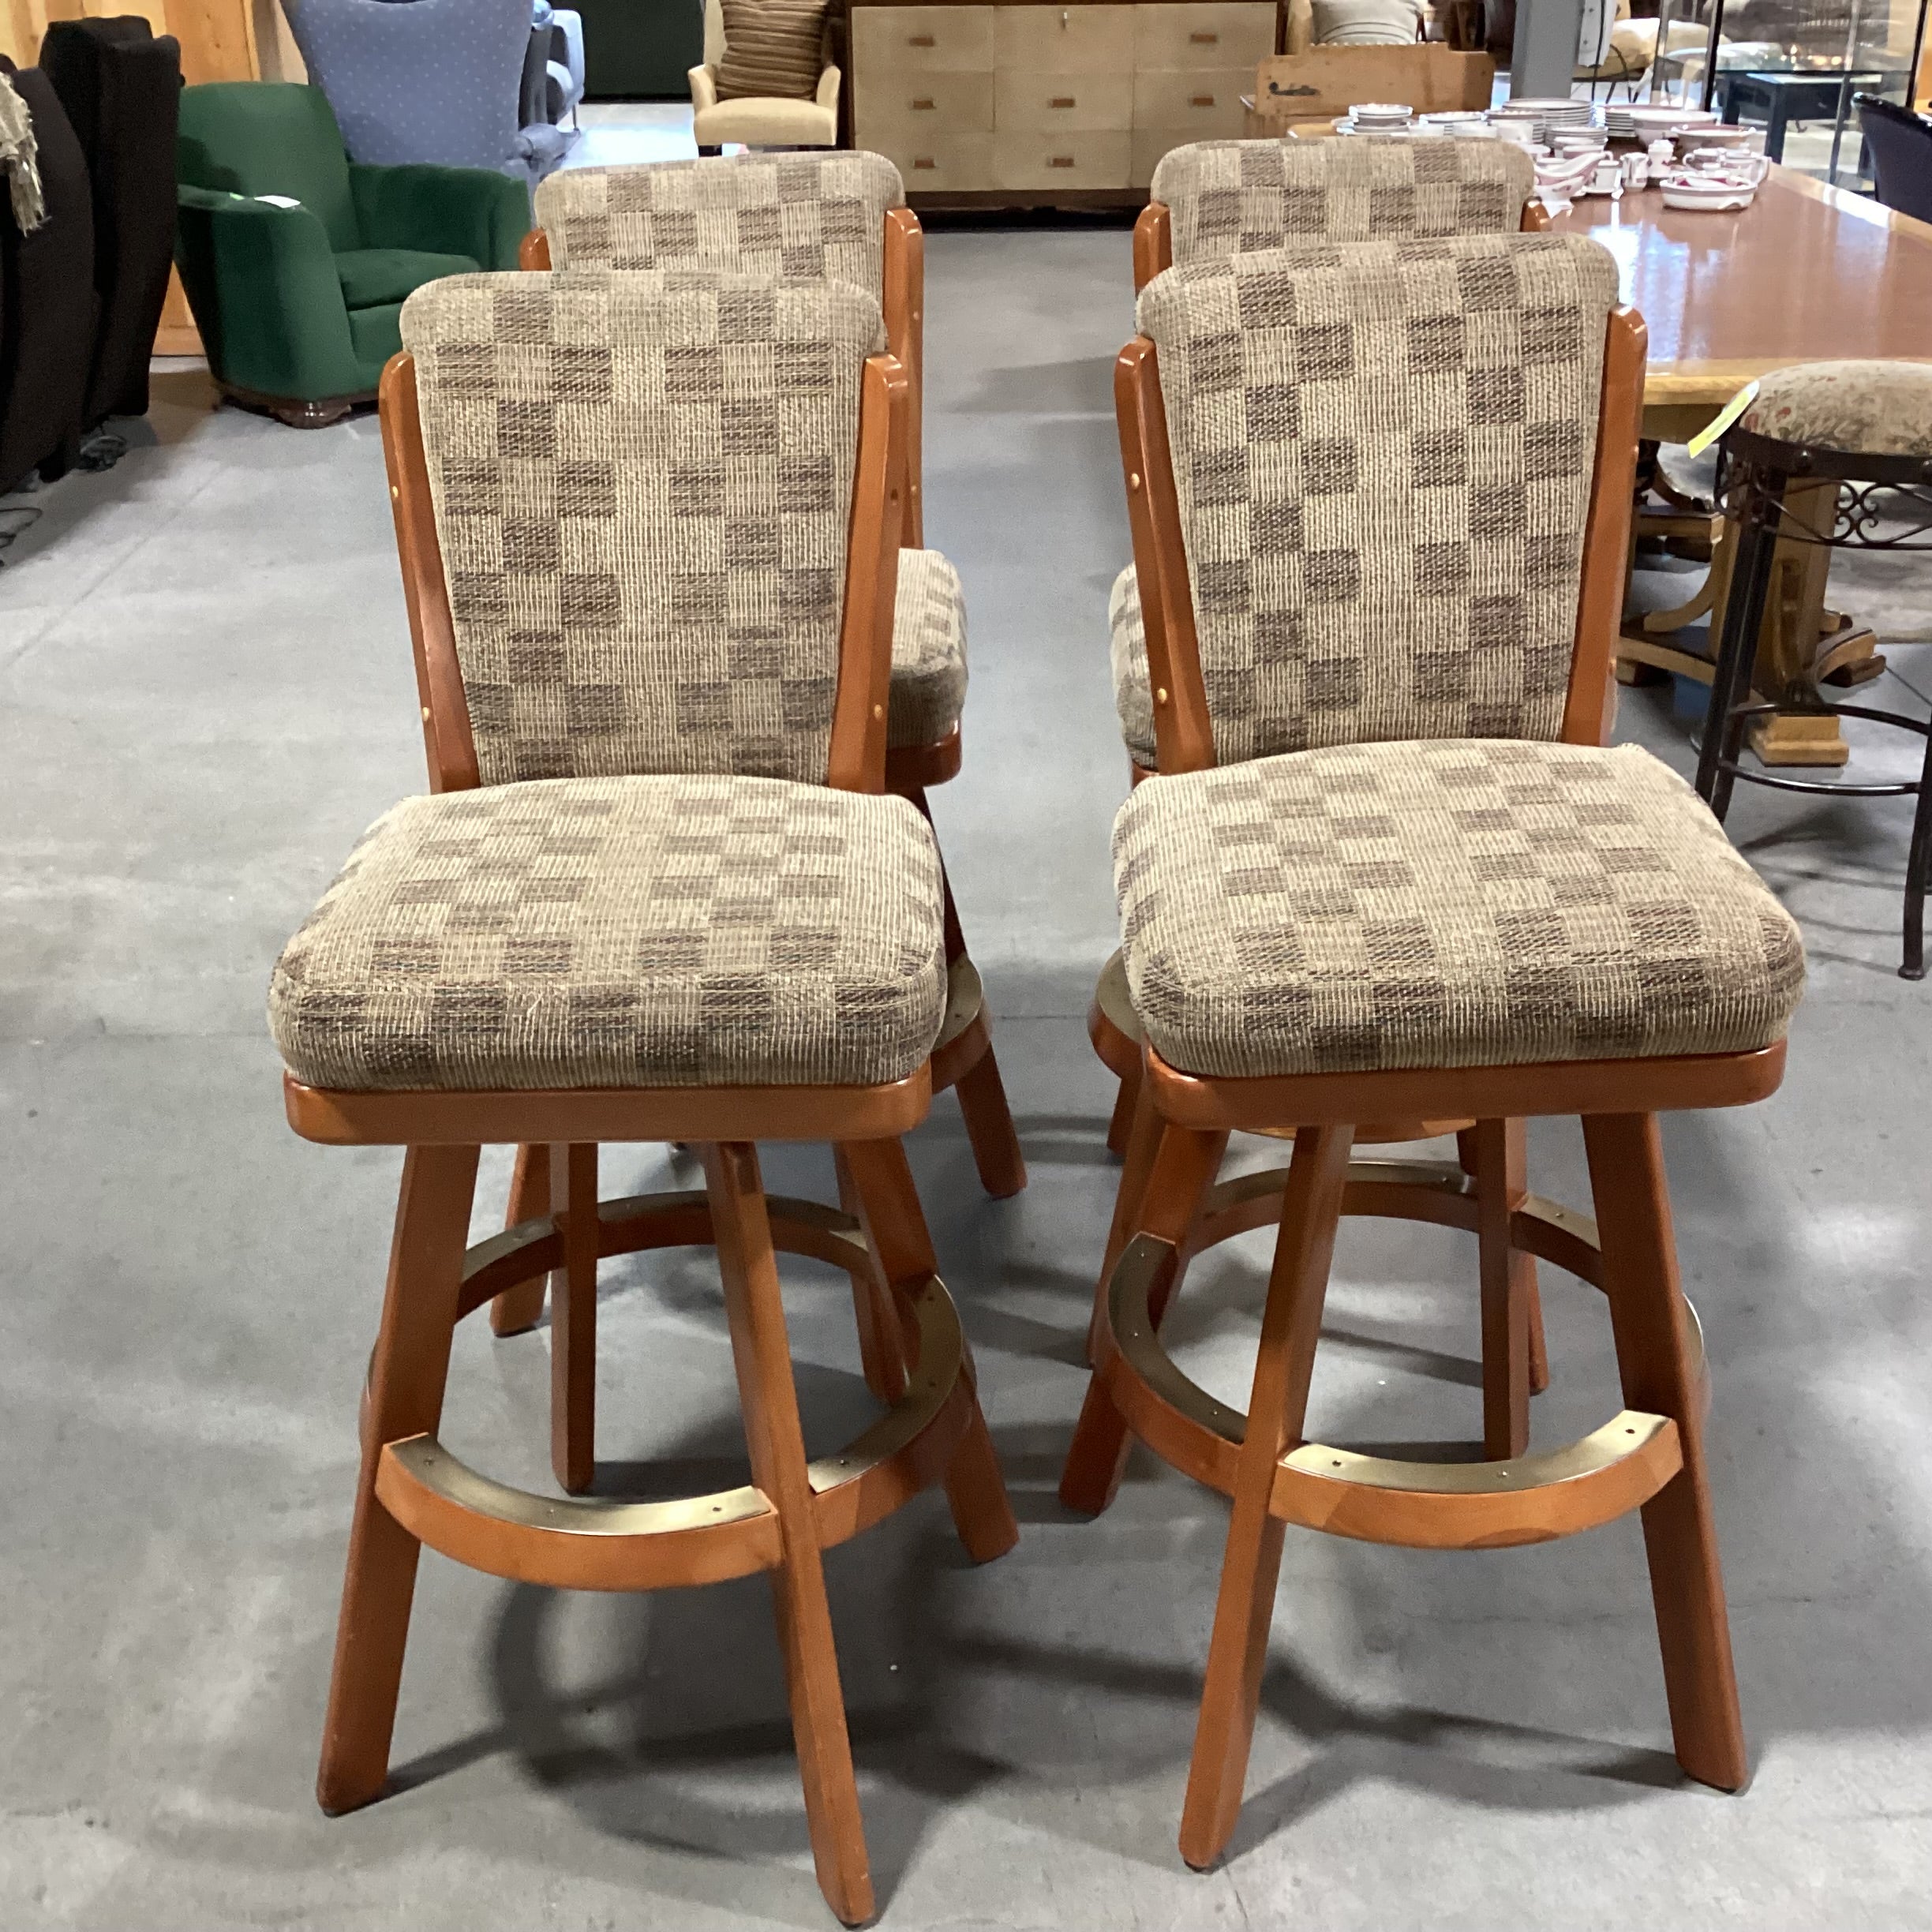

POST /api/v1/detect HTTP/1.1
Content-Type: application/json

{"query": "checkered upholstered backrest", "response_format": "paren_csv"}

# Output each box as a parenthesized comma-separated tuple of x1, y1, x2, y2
(1139, 232, 1620, 763)
(402, 269, 886, 788)
(533, 152, 904, 298)
(1151, 138, 1536, 266)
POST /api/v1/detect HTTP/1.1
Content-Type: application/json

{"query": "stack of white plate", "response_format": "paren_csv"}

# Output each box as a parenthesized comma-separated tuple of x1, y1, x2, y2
(1625, 103, 1717, 142)
(1492, 95, 1597, 144)
(1346, 102, 1415, 133)
(1417, 110, 1494, 137)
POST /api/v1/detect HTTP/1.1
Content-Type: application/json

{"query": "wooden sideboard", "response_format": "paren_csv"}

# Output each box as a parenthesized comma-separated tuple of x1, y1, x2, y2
(850, 0, 1281, 208)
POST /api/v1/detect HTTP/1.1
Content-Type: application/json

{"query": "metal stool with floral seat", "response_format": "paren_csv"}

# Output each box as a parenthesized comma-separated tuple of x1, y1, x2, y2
(1058, 238, 1808, 1868)
(281, 270, 1018, 1927)
(1694, 359, 1932, 979)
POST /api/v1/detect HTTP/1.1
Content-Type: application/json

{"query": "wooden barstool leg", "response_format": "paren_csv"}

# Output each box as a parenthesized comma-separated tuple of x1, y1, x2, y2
(490, 1142, 552, 1336)
(1105, 1049, 1144, 1157)
(1459, 1121, 1550, 1406)
(1085, 1075, 1163, 1364)
(834, 1145, 909, 1404)
(910, 784, 1028, 1200)
(704, 1141, 874, 1926)
(1180, 1123, 1352, 1870)
(956, 1043, 1028, 1200)
(549, 1143, 597, 1496)
(1471, 1118, 1536, 1456)
(317, 1143, 481, 1815)
(1059, 1120, 1230, 1516)
(1583, 1112, 1747, 1792)
(841, 1136, 1020, 1564)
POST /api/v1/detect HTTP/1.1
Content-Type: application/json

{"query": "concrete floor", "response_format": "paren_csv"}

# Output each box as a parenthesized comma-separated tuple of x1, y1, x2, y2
(3, 228, 1930, 1930)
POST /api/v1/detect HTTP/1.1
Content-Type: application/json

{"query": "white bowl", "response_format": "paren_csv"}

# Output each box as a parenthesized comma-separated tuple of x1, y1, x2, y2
(1660, 175, 1756, 210)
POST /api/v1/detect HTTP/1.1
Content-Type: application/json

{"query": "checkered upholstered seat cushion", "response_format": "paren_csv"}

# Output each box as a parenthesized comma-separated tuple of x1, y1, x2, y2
(534, 152, 903, 295)
(1151, 138, 1535, 268)
(890, 549, 968, 748)
(1738, 359, 1932, 461)
(404, 270, 884, 790)
(1114, 740, 1805, 1079)
(269, 776, 947, 1091)
(1140, 234, 1621, 766)
(1109, 564, 1158, 768)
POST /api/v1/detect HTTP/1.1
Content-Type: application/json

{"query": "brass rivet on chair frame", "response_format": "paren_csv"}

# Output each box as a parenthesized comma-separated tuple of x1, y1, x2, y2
(1156, 687, 1170, 706)
(873, 704, 886, 721)
(1129, 472, 1142, 491)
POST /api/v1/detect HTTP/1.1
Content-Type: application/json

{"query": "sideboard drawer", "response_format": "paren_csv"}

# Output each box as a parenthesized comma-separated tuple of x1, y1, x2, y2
(1133, 1, 1277, 69)
(857, 70, 997, 144)
(994, 4, 1139, 73)
(993, 127, 1133, 189)
(1132, 66, 1252, 129)
(854, 6, 996, 73)
(996, 66, 1134, 132)
(886, 133, 999, 190)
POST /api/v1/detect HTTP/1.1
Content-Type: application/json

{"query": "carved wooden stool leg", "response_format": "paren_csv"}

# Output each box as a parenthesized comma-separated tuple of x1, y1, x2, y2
(317, 1144, 481, 1815)
(550, 1143, 597, 1496)
(1583, 1113, 1747, 1792)
(1085, 1074, 1162, 1365)
(911, 784, 1028, 1200)
(956, 1044, 1028, 1199)
(841, 1136, 1019, 1564)
(705, 1141, 874, 1927)
(1179, 1124, 1351, 1870)
(1106, 1046, 1144, 1157)
(490, 1143, 552, 1336)
(1059, 1121, 1229, 1516)
(1460, 1121, 1551, 1410)
(834, 1145, 909, 1403)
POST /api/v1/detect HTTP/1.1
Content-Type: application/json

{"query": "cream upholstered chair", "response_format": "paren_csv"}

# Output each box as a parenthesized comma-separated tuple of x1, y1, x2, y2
(277, 269, 1016, 1928)
(690, 0, 839, 154)
(1094, 137, 1544, 1189)
(1061, 234, 1807, 1867)
(1113, 137, 1542, 780)
(513, 156, 1023, 1339)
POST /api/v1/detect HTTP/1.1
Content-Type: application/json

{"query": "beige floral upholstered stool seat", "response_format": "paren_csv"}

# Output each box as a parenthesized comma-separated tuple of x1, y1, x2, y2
(1694, 358, 1932, 979)
(282, 269, 1015, 1929)
(1057, 237, 1809, 1867)
(1095, 137, 1546, 1163)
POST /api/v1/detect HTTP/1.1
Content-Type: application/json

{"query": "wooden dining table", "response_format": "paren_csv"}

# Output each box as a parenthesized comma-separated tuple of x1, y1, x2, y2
(1548, 166, 1932, 765)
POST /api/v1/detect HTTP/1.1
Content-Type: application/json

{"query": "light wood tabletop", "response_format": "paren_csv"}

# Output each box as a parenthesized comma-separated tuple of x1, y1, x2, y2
(1549, 165, 1932, 440)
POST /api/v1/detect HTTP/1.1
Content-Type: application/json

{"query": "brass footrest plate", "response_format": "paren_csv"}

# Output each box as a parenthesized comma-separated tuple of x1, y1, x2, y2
(1096, 1161, 1703, 1552)
(384, 1204, 972, 1593)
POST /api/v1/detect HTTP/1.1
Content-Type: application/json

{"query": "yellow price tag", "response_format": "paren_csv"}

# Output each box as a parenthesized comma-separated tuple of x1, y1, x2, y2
(1686, 380, 1760, 459)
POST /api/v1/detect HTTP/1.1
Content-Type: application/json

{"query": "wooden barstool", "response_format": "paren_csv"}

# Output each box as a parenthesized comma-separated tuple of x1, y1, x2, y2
(1093, 142, 1561, 1408)
(1060, 235, 1808, 1865)
(518, 152, 1024, 1206)
(1692, 359, 1932, 979)
(283, 271, 1017, 1926)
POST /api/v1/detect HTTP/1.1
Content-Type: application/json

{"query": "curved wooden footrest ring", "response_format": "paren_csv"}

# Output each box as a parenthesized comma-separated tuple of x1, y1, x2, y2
(376, 1275, 972, 1593)
(1170, 1159, 1704, 1410)
(459, 1189, 872, 1320)
(930, 956, 990, 1095)
(1095, 1163, 1704, 1551)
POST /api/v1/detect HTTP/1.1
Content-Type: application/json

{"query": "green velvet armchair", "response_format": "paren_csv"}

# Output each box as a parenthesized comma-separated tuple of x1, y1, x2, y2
(175, 83, 528, 425)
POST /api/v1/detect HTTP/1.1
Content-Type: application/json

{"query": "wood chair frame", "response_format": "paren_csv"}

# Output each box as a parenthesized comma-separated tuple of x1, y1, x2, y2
(514, 208, 1024, 1221)
(1056, 305, 1769, 1868)
(1129, 188, 1552, 296)
(309, 344, 1019, 1927)
(1097, 189, 1570, 1165)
